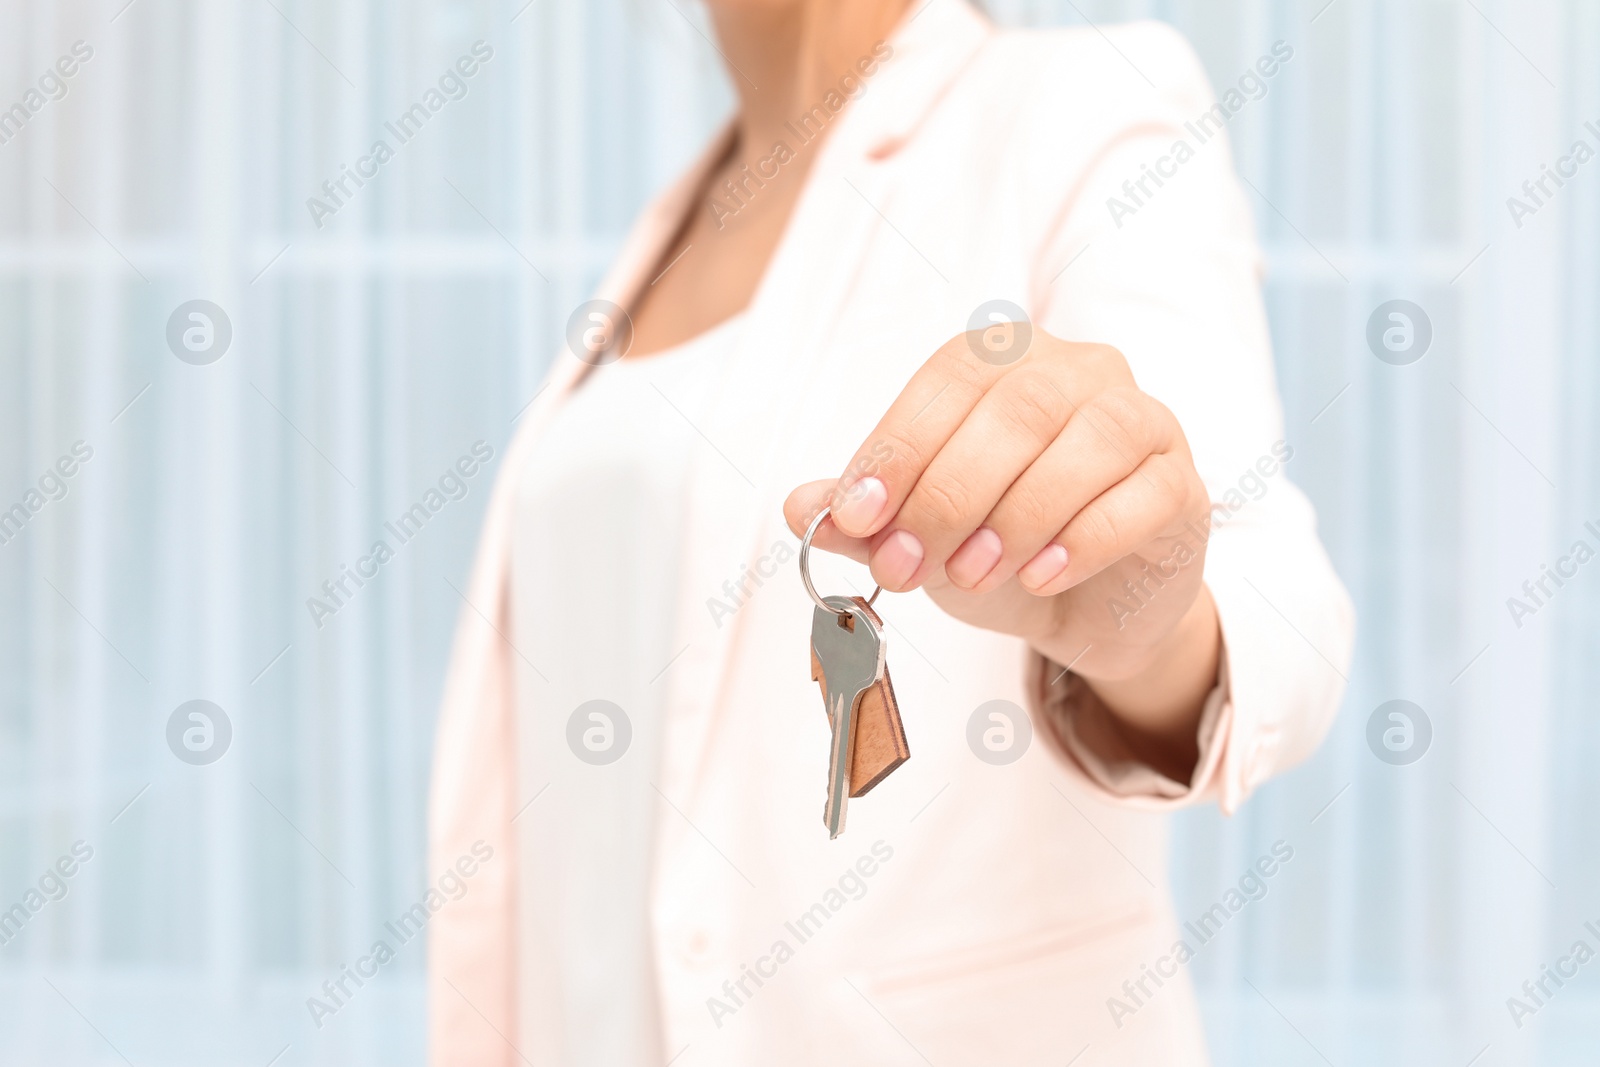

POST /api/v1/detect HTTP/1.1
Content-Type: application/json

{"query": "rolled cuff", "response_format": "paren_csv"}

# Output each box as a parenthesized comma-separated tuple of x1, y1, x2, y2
(1027, 642, 1239, 812)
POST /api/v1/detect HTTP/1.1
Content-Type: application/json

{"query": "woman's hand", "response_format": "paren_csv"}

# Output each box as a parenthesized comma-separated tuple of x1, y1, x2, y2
(784, 326, 1221, 777)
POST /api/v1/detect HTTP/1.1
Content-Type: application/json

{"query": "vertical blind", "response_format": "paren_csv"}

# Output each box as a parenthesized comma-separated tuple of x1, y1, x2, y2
(0, 0, 1595, 1064)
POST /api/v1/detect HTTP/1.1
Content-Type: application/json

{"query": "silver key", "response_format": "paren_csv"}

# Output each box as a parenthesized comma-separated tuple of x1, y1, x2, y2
(812, 594, 885, 839)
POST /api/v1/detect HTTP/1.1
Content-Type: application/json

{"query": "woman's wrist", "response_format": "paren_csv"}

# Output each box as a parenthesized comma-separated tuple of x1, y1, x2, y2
(1037, 583, 1221, 782)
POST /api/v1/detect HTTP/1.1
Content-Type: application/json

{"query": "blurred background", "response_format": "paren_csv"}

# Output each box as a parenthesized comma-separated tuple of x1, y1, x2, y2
(1, 0, 1596, 1063)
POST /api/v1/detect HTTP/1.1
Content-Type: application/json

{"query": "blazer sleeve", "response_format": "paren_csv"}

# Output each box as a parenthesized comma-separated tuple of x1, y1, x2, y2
(1019, 23, 1355, 814)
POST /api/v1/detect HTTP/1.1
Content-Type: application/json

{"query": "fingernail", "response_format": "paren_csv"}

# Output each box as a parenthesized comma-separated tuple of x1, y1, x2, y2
(1019, 543, 1069, 590)
(873, 529, 924, 590)
(833, 476, 887, 534)
(946, 527, 1003, 588)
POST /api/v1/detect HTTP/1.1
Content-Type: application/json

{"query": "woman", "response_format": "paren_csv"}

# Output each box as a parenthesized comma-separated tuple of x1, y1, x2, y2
(429, 0, 1353, 1063)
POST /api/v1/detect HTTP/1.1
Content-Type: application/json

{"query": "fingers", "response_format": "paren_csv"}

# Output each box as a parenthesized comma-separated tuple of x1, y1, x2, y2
(947, 389, 1182, 594)
(807, 333, 1176, 599)
(828, 337, 1137, 589)
(1020, 450, 1201, 598)
(869, 365, 1077, 589)
(827, 334, 1008, 538)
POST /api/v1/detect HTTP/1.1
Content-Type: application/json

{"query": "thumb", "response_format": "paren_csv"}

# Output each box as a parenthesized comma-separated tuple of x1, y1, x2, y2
(783, 479, 872, 566)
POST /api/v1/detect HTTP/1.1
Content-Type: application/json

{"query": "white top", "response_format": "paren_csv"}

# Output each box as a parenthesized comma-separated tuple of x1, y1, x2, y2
(509, 313, 747, 1064)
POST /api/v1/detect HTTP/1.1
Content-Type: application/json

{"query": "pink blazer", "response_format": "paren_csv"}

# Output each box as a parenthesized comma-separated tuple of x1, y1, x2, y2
(428, 2, 1354, 1063)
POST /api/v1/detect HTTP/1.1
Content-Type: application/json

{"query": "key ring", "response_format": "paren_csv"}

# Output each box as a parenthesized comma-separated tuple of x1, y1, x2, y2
(800, 505, 882, 617)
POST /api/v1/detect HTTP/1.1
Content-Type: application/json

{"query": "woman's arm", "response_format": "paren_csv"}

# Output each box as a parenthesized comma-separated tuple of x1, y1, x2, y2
(786, 25, 1352, 809)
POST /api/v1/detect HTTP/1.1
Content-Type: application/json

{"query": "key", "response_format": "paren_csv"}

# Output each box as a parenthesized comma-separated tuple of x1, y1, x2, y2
(799, 506, 910, 837)
(811, 594, 886, 839)
(810, 596, 909, 798)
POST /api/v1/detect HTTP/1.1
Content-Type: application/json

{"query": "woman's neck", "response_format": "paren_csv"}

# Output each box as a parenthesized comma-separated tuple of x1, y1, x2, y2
(623, 0, 912, 357)
(708, 0, 912, 163)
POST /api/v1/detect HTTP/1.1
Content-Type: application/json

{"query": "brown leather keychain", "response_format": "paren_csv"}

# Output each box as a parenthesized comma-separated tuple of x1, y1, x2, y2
(810, 596, 910, 796)
(801, 507, 910, 837)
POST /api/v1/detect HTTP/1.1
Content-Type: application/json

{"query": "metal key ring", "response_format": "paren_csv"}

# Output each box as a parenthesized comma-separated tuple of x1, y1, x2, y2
(800, 505, 883, 617)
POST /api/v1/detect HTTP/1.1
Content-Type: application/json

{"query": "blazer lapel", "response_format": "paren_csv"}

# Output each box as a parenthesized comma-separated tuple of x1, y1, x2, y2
(538, 121, 738, 413)
(461, 119, 738, 600)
